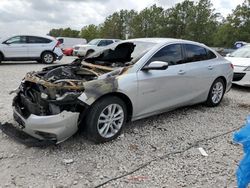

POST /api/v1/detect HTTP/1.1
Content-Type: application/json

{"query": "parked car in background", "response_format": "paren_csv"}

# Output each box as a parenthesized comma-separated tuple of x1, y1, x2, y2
(57, 37, 87, 50)
(0, 35, 63, 64)
(73, 38, 121, 57)
(226, 44, 250, 87)
(62, 48, 73, 56)
(234, 41, 247, 49)
(3, 38, 233, 144)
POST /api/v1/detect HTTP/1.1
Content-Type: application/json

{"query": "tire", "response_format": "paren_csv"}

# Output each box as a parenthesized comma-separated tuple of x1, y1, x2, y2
(205, 78, 225, 107)
(0, 53, 3, 63)
(41, 51, 54, 64)
(85, 96, 127, 143)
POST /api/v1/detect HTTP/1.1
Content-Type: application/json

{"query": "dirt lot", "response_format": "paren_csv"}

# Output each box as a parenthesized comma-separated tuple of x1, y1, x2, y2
(0, 56, 249, 188)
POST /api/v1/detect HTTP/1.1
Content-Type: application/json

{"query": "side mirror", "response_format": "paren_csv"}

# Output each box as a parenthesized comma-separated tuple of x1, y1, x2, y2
(142, 61, 169, 71)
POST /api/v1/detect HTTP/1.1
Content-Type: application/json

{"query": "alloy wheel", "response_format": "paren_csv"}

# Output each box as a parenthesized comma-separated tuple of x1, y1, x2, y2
(97, 104, 124, 138)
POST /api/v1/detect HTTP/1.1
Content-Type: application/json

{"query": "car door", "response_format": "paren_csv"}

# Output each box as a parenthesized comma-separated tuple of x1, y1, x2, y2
(136, 43, 208, 118)
(1, 36, 28, 58)
(27, 36, 52, 57)
(182, 44, 217, 98)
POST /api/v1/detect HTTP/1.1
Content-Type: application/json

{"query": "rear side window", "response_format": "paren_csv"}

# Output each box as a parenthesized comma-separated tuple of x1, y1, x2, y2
(149, 44, 184, 66)
(28, 36, 52, 44)
(184, 44, 216, 63)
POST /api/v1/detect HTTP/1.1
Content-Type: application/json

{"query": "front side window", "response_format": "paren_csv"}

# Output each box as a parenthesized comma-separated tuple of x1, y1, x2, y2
(184, 44, 216, 63)
(5, 36, 27, 44)
(149, 44, 183, 66)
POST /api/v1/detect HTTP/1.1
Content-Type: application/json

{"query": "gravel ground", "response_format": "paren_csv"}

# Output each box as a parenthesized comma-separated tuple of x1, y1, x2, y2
(0, 56, 249, 188)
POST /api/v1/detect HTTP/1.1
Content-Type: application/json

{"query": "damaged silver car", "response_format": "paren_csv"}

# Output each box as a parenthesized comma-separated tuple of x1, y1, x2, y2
(1, 38, 234, 144)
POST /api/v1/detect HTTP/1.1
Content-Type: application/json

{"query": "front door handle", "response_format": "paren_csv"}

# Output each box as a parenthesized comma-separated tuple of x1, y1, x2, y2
(178, 70, 186, 75)
(208, 65, 213, 70)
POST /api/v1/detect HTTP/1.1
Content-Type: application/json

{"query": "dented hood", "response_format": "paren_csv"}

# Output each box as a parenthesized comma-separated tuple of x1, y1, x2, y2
(85, 42, 135, 63)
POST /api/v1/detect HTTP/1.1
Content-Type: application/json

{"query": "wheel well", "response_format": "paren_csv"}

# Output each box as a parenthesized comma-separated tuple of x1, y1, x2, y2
(93, 92, 133, 122)
(87, 49, 95, 52)
(216, 76, 227, 88)
(40, 50, 55, 59)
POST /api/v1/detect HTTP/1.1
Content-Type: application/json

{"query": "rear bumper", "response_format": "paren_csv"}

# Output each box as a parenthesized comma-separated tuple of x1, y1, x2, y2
(12, 108, 80, 144)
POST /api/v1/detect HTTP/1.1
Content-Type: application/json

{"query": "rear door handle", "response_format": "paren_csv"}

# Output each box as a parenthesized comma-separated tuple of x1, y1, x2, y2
(178, 70, 186, 75)
(208, 65, 213, 70)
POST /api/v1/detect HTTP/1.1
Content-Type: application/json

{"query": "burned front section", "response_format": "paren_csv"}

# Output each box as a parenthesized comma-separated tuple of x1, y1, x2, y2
(9, 63, 113, 143)
(13, 63, 112, 117)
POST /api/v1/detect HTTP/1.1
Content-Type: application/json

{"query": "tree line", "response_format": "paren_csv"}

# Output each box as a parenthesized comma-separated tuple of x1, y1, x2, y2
(48, 0, 250, 48)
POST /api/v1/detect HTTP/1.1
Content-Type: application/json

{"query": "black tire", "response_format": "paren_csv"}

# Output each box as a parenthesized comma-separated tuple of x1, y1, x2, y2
(205, 78, 225, 107)
(41, 51, 54, 64)
(85, 96, 127, 143)
(0, 53, 3, 63)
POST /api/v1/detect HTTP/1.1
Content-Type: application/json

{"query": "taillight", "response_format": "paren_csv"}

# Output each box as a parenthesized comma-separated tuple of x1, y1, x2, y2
(230, 63, 234, 69)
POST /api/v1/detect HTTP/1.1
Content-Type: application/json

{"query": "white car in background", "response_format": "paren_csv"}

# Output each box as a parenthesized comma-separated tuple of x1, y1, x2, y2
(0, 35, 63, 64)
(56, 37, 87, 49)
(226, 44, 250, 87)
(73, 38, 121, 57)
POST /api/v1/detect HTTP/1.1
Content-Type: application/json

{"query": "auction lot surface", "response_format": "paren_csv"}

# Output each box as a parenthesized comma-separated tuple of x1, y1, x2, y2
(0, 56, 249, 188)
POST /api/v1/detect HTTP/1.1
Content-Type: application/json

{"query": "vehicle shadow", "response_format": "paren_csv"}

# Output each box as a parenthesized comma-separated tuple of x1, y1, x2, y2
(232, 84, 250, 92)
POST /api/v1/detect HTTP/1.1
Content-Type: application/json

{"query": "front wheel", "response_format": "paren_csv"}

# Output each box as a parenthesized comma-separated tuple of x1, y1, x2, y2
(205, 78, 225, 107)
(85, 96, 127, 143)
(41, 52, 54, 64)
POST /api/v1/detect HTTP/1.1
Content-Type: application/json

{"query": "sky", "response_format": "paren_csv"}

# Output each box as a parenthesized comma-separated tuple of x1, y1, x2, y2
(0, 0, 246, 38)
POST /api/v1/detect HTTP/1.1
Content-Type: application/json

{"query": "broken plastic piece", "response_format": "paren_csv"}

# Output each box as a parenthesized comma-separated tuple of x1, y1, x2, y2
(233, 115, 250, 188)
(198, 147, 208, 157)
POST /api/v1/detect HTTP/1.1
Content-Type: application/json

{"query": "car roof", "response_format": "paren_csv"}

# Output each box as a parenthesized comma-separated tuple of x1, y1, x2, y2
(91, 38, 120, 41)
(124, 38, 205, 46)
(2, 35, 56, 41)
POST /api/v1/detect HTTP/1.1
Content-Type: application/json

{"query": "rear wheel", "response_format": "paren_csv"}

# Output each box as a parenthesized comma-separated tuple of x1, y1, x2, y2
(85, 96, 127, 143)
(41, 52, 54, 64)
(205, 78, 225, 107)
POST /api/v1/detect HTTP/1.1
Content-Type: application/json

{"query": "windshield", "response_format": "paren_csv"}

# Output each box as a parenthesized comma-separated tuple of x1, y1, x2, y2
(88, 39, 100, 45)
(86, 41, 157, 65)
(230, 45, 250, 58)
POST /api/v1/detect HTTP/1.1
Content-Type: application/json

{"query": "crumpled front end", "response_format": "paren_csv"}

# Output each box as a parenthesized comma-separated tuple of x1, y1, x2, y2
(8, 63, 111, 144)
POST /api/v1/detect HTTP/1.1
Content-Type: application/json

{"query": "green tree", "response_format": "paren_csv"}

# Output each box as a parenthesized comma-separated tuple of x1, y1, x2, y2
(213, 0, 250, 47)
(48, 28, 80, 38)
(100, 10, 137, 39)
(80, 24, 100, 41)
(131, 5, 165, 38)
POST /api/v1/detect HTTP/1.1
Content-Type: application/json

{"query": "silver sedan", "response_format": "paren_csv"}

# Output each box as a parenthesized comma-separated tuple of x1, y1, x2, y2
(5, 38, 234, 144)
